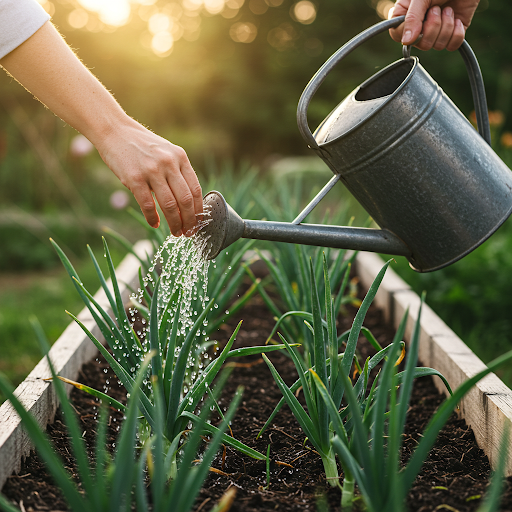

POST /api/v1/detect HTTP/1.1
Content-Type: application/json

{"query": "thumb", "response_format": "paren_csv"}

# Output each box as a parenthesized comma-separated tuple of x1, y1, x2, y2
(402, 0, 431, 44)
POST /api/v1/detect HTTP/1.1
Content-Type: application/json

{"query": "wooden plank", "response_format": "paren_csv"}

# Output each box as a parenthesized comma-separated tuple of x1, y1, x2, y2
(355, 252, 512, 475)
(0, 240, 153, 490)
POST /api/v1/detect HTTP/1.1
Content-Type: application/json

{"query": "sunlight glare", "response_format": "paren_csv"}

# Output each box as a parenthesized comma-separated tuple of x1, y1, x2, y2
(152, 31, 174, 55)
(148, 13, 171, 34)
(204, 0, 225, 15)
(99, 0, 131, 26)
(78, 0, 131, 27)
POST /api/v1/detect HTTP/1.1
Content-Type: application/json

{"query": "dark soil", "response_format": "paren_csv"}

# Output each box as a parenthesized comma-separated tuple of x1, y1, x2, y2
(3, 283, 512, 511)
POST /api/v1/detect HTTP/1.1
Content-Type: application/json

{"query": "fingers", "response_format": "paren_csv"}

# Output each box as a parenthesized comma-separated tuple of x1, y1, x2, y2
(179, 158, 204, 230)
(416, 5, 442, 50)
(400, 0, 431, 45)
(446, 18, 466, 51)
(432, 6, 454, 50)
(150, 147, 203, 238)
(417, 5, 466, 51)
(131, 186, 161, 229)
(389, 0, 467, 51)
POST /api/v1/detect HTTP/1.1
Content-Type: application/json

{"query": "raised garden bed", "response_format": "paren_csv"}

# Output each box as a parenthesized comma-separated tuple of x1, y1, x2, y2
(0, 240, 152, 490)
(1, 246, 512, 510)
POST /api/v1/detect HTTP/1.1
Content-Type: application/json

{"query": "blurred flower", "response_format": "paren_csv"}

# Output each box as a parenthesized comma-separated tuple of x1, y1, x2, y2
(70, 134, 94, 157)
(489, 110, 505, 127)
(470, 110, 505, 127)
(501, 132, 512, 149)
(110, 190, 130, 210)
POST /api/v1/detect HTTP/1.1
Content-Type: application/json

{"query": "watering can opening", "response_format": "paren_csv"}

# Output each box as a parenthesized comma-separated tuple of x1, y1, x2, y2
(315, 58, 417, 146)
(355, 59, 415, 101)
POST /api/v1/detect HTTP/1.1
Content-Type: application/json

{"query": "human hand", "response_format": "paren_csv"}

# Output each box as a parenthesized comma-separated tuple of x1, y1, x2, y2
(96, 119, 203, 237)
(389, 0, 480, 51)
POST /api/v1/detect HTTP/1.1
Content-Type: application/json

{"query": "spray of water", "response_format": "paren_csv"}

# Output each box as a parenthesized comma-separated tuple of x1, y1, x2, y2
(129, 206, 215, 383)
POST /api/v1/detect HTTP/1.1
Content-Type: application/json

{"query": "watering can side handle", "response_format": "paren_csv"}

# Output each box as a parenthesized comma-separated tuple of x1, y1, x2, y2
(296, 16, 406, 150)
(459, 40, 492, 145)
(297, 16, 492, 149)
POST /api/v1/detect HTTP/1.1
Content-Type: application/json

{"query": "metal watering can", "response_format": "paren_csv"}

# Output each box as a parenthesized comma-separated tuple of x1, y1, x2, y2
(200, 16, 512, 272)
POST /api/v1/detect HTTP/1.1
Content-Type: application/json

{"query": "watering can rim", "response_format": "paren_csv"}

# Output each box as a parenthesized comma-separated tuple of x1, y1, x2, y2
(313, 56, 419, 148)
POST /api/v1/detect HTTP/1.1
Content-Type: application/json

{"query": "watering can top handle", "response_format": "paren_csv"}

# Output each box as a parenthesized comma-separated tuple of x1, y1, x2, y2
(297, 15, 492, 150)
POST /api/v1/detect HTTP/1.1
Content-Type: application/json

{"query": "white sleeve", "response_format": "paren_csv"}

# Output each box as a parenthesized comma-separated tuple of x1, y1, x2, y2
(0, 0, 50, 59)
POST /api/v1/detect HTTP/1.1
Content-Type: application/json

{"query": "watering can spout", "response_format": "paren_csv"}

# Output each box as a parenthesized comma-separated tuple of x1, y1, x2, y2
(196, 191, 412, 262)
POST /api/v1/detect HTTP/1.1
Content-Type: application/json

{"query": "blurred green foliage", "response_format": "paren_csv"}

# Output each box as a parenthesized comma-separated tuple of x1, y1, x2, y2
(0, 244, 125, 395)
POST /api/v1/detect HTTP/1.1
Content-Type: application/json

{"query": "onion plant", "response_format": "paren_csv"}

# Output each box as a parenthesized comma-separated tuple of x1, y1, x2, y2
(260, 256, 388, 487)
(312, 294, 512, 512)
(261, 257, 450, 503)
(251, 183, 359, 363)
(51, 238, 297, 463)
(0, 320, 243, 512)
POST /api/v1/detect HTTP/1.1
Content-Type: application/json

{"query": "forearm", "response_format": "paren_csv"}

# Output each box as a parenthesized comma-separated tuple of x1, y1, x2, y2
(1, 19, 203, 235)
(0, 21, 130, 146)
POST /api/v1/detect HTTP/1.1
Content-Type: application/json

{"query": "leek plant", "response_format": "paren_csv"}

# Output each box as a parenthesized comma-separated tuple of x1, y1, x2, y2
(312, 295, 512, 512)
(51, 238, 295, 462)
(0, 320, 243, 512)
(250, 177, 360, 363)
(261, 257, 389, 488)
(261, 258, 450, 506)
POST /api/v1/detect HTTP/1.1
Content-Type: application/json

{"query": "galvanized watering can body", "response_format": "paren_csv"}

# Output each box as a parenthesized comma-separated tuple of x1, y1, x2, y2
(200, 16, 512, 272)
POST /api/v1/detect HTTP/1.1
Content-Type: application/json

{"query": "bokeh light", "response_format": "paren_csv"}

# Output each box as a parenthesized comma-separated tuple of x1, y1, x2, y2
(375, 0, 394, 20)
(77, 0, 130, 27)
(291, 1, 316, 25)
(249, 0, 268, 15)
(152, 31, 174, 55)
(148, 12, 171, 33)
(68, 9, 89, 29)
(203, 0, 226, 15)
(230, 22, 257, 43)
(267, 23, 297, 51)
